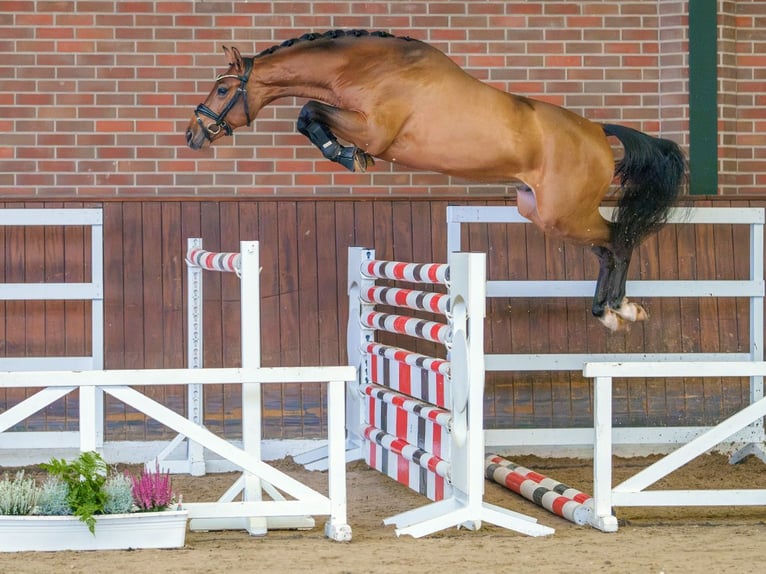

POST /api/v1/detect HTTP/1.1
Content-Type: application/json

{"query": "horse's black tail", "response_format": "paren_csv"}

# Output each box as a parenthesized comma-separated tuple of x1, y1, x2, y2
(602, 123, 687, 251)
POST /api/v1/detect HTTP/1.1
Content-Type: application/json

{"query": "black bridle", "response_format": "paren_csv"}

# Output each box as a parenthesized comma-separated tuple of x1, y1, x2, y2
(194, 58, 253, 140)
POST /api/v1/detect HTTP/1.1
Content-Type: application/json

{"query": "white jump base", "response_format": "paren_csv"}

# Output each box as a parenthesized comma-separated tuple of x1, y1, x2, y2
(585, 361, 766, 532)
(0, 366, 353, 541)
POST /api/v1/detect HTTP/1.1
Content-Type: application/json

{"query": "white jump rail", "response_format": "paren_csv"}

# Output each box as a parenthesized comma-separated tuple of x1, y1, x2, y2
(0, 366, 354, 541)
(447, 206, 765, 455)
(584, 361, 766, 532)
(0, 208, 104, 453)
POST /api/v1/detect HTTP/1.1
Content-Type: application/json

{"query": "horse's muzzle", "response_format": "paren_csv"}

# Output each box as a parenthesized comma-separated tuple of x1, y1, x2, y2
(186, 127, 206, 150)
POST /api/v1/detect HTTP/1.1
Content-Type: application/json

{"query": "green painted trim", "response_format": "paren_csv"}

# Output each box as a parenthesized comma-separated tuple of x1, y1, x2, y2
(688, 0, 718, 195)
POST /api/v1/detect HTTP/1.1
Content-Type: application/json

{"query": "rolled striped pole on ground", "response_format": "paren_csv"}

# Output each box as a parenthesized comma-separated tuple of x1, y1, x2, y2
(487, 454, 593, 504)
(485, 455, 593, 525)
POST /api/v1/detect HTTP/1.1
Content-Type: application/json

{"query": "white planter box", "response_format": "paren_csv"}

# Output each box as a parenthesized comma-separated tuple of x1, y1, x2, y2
(0, 510, 188, 552)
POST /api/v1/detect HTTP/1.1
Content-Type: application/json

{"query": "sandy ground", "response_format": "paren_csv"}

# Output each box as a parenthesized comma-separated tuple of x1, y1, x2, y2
(1, 453, 765, 573)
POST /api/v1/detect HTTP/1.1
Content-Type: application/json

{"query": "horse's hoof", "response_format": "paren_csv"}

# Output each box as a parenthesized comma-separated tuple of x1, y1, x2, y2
(598, 308, 630, 332)
(353, 149, 375, 172)
(615, 298, 649, 323)
(598, 299, 649, 331)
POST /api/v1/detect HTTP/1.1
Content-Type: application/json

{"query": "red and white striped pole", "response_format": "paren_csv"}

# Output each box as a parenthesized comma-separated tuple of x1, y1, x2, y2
(485, 454, 593, 526)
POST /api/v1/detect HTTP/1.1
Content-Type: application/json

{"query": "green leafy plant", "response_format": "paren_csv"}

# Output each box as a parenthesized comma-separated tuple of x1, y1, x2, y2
(0, 471, 39, 515)
(40, 451, 108, 534)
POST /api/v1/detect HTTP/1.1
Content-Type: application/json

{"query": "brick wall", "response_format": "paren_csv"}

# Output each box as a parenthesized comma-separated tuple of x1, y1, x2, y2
(0, 1, 759, 198)
(718, 0, 766, 195)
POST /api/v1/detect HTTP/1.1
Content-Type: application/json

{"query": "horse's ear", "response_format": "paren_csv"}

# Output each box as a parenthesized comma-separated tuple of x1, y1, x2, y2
(222, 45, 244, 74)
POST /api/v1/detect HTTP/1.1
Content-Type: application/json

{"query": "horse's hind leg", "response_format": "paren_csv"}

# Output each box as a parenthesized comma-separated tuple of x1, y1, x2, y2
(591, 246, 614, 319)
(607, 247, 648, 324)
(296, 101, 375, 172)
(591, 245, 647, 330)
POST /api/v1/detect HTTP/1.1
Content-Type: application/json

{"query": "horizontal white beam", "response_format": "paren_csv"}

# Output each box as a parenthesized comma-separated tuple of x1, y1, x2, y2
(0, 208, 103, 226)
(184, 499, 331, 519)
(0, 357, 98, 371)
(0, 431, 79, 449)
(0, 283, 102, 301)
(484, 426, 716, 448)
(486, 280, 763, 299)
(447, 205, 765, 225)
(487, 353, 752, 372)
(584, 361, 766, 378)
(0, 366, 356, 388)
(612, 489, 766, 507)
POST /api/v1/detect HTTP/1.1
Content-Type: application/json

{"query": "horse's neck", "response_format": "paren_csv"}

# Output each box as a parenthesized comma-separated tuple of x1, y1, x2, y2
(254, 49, 347, 103)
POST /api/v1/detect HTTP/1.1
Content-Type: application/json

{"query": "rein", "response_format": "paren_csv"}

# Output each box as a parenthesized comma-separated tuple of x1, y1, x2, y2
(194, 58, 253, 140)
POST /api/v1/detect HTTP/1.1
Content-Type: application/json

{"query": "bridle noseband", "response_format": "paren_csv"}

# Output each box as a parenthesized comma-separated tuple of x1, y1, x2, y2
(194, 58, 253, 140)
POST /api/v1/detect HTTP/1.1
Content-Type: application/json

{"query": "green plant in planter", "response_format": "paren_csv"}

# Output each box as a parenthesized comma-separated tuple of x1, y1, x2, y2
(40, 451, 108, 534)
(0, 471, 38, 515)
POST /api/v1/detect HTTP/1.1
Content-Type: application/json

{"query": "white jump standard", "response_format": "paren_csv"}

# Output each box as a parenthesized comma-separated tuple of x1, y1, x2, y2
(0, 238, 354, 542)
(347, 247, 554, 538)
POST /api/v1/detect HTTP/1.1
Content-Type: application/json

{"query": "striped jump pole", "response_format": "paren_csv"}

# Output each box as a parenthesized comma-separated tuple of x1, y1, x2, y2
(485, 454, 594, 526)
(347, 247, 554, 538)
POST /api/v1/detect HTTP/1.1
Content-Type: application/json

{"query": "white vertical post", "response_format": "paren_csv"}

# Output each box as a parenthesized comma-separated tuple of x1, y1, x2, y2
(324, 378, 352, 540)
(186, 238, 206, 476)
(240, 241, 267, 536)
(450, 252, 487, 527)
(749, 221, 764, 404)
(90, 214, 104, 450)
(446, 206, 462, 256)
(592, 375, 618, 532)
(78, 385, 98, 452)
(346, 247, 376, 447)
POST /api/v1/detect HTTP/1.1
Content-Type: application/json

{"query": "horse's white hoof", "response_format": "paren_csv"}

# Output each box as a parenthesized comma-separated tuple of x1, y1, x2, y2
(615, 298, 648, 322)
(598, 308, 627, 332)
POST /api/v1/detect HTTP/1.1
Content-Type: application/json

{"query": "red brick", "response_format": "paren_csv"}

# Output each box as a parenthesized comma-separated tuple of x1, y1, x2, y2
(96, 120, 133, 132)
(156, 2, 193, 14)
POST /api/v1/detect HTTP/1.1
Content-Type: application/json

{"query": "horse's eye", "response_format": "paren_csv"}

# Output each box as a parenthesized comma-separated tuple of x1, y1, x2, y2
(217, 86, 229, 96)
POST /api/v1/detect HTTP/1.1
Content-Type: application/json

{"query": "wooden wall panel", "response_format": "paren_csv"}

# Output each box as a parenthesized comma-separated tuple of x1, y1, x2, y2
(0, 199, 761, 441)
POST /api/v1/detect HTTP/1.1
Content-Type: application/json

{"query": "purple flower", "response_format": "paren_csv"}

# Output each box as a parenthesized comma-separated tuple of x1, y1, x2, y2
(129, 460, 174, 511)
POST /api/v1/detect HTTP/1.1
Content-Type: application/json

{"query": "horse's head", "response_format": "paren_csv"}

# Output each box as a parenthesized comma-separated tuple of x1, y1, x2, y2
(186, 46, 254, 150)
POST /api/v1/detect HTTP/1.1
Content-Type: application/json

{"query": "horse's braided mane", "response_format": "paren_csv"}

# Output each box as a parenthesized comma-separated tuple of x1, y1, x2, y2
(254, 29, 413, 59)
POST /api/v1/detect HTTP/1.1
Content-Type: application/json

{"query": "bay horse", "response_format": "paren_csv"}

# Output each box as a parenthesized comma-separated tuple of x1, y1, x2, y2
(186, 30, 686, 331)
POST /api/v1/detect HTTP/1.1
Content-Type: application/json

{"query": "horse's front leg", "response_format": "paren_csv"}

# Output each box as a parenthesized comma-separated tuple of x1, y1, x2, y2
(296, 101, 375, 172)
